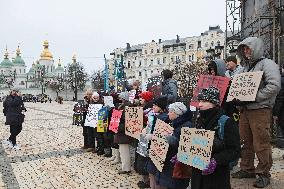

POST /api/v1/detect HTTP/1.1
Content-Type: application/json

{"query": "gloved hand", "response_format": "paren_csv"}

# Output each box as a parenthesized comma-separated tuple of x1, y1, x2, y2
(232, 98, 254, 106)
(165, 135, 178, 146)
(145, 134, 153, 141)
(202, 158, 217, 175)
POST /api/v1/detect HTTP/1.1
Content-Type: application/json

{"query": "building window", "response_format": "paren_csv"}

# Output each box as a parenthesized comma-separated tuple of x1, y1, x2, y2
(157, 49, 160, 53)
(192, 54, 194, 60)
(163, 57, 166, 64)
(211, 41, 214, 47)
(128, 61, 131, 68)
(117, 54, 120, 58)
(151, 49, 154, 53)
(189, 55, 192, 61)
(145, 50, 147, 54)
(139, 60, 142, 67)
(24, 69, 25, 73)
(198, 41, 201, 48)
(157, 58, 160, 64)
(205, 42, 208, 47)
(151, 70, 153, 74)
(217, 40, 221, 46)
(171, 57, 174, 62)
(211, 34, 214, 38)
(150, 59, 153, 65)
(139, 71, 142, 76)
(19, 69, 21, 74)
(1, 70, 3, 74)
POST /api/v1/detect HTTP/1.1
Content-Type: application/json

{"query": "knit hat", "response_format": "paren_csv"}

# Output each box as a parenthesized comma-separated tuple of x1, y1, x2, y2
(197, 86, 220, 105)
(168, 102, 187, 116)
(119, 92, 129, 101)
(153, 96, 168, 111)
(92, 92, 100, 97)
(139, 91, 154, 102)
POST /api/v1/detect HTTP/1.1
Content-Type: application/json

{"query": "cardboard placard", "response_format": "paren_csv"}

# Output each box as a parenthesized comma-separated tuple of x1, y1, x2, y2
(190, 75, 230, 107)
(104, 96, 114, 107)
(129, 90, 137, 103)
(109, 109, 123, 133)
(72, 112, 83, 126)
(149, 119, 174, 172)
(97, 107, 109, 133)
(125, 107, 143, 139)
(177, 128, 215, 170)
(84, 104, 103, 128)
(226, 71, 263, 102)
(147, 76, 162, 98)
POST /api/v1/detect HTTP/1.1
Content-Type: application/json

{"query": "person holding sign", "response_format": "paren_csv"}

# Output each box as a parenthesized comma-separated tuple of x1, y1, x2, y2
(231, 37, 281, 188)
(81, 89, 93, 150)
(113, 92, 133, 174)
(190, 86, 240, 189)
(155, 102, 192, 189)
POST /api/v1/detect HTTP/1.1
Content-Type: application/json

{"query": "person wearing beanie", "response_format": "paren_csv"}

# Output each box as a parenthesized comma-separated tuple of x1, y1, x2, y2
(145, 96, 170, 189)
(154, 102, 192, 189)
(225, 56, 243, 79)
(191, 86, 240, 189)
(113, 93, 133, 174)
(134, 91, 154, 188)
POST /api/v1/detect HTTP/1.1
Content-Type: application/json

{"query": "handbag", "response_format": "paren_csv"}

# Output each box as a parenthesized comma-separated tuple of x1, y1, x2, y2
(172, 161, 192, 179)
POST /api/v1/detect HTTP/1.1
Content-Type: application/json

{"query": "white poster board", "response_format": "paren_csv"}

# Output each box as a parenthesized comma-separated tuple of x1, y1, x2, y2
(104, 96, 114, 107)
(84, 104, 103, 128)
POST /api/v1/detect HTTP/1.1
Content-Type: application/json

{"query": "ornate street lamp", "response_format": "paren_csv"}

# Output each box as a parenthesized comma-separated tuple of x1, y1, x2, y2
(214, 45, 224, 59)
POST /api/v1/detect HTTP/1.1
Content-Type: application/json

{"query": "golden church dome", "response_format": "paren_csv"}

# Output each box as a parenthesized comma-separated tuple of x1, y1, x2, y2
(40, 40, 53, 60)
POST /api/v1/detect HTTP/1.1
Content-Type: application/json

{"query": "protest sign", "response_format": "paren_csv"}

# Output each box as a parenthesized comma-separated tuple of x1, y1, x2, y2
(97, 107, 109, 133)
(147, 76, 162, 98)
(136, 114, 155, 157)
(129, 90, 137, 103)
(117, 80, 125, 93)
(226, 71, 263, 102)
(84, 104, 103, 128)
(104, 96, 114, 107)
(190, 75, 230, 107)
(125, 107, 143, 139)
(149, 119, 174, 172)
(177, 128, 215, 170)
(72, 112, 83, 126)
(109, 109, 123, 133)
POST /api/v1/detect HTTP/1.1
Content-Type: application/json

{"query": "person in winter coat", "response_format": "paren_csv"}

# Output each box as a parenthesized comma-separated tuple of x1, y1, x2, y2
(2, 89, 26, 150)
(161, 69, 178, 104)
(113, 92, 133, 174)
(208, 59, 226, 77)
(135, 91, 154, 188)
(231, 37, 281, 188)
(191, 86, 240, 189)
(155, 102, 192, 189)
(145, 96, 169, 189)
(224, 56, 243, 79)
(81, 89, 93, 150)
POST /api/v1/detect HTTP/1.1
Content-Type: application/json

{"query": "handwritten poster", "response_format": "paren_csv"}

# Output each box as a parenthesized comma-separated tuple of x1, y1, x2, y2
(226, 71, 263, 102)
(177, 128, 215, 170)
(104, 96, 114, 107)
(97, 107, 109, 133)
(125, 107, 143, 139)
(84, 104, 103, 128)
(149, 119, 174, 172)
(147, 76, 162, 98)
(109, 109, 123, 133)
(190, 75, 230, 107)
(129, 90, 137, 103)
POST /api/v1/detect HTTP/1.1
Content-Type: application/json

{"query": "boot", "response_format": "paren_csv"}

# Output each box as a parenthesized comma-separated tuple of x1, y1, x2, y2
(111, 149, 121, 165)
(104, 147, 112, 157)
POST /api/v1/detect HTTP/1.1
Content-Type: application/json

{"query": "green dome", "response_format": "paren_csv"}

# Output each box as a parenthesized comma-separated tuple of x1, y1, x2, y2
(13, 55, 25, 65)
(55, 65, 64, 73)
(0, 57, 13, 68)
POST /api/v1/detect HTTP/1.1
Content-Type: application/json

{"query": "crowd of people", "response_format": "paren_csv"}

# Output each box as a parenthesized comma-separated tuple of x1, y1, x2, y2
(75, 37, 284, 189)
(2, 36, 283, 189)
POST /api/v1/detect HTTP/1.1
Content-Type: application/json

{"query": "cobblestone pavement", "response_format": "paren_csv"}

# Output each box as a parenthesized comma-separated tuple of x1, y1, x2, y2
(0, 102, 283, 189)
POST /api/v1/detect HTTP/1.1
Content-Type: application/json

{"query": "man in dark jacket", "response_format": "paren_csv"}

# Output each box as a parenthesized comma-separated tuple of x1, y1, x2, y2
(2, 89, 26, 150)
(161, 69, 178, 104)
(231, 37, 281, 188)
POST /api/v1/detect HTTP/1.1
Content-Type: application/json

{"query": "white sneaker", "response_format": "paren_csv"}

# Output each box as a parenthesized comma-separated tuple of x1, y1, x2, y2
(12, 144, 20, 150)
(107, 155, 116, 161)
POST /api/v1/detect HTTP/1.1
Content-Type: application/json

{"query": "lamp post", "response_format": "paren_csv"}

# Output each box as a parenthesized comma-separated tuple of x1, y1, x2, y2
(72, 55, 78, 101)
(64, 66, 68, 100)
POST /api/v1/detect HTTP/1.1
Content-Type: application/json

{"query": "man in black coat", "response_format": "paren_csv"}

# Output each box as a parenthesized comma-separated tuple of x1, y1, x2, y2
(3, 89, 26, 150)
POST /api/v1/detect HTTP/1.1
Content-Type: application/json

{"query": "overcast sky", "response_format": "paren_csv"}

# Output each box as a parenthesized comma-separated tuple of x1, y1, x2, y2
(0, 0, 226, 73)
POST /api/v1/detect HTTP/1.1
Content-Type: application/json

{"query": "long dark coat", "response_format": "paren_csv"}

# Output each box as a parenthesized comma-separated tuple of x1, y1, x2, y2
(191, 107, 241, 189)
(155, 109, 192, 189)
(3, 95, 25, 126)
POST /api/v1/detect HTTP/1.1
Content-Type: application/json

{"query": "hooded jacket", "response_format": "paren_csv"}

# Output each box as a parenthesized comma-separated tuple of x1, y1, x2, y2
(162, 78, 178, 104)
(236, 37, 281, 109)
(212, 59, 226, 76)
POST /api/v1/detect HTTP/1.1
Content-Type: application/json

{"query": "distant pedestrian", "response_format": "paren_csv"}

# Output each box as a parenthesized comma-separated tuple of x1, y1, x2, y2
(2, 89, 26, 150)
(161, 69, 178, 104)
